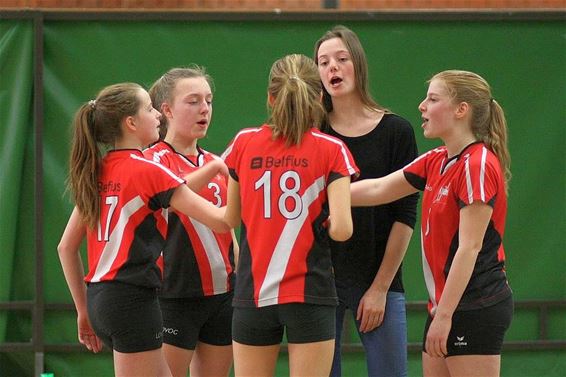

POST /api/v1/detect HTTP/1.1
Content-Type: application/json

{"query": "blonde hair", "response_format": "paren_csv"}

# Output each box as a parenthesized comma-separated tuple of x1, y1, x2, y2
(267, 54, 324, 146)
(149, 65, 213, 139)
(432, 70, 511, 191)
(68, 83, 143, 228)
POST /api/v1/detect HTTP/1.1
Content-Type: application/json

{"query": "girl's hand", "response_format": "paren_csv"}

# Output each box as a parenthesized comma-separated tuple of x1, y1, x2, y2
(425, 314, 451, 357)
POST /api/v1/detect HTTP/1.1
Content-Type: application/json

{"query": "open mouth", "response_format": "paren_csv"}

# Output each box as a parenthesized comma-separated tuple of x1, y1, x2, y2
(330, 76, 342, 87)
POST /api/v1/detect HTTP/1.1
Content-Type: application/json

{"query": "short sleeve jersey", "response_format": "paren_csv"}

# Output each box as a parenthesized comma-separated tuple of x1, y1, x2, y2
(403, 142, 511, 314)
(85, 149, 184, 288)
(222, 124, 359, 308)
(143, 141, 234, 297)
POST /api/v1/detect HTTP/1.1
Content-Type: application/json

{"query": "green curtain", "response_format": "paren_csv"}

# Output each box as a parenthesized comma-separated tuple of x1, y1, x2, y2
(0, 19, 35, 376)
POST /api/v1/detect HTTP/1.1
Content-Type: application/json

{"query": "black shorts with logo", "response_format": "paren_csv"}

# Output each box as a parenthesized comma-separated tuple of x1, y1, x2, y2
(423, 295, 514, 356)
(87, 281, 163, 353)
(159, 291, 233, 350)
(232, 303, 335, 346)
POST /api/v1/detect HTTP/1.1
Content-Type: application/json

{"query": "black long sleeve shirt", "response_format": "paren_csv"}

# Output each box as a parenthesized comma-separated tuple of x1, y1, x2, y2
(327, 113, 419, 292)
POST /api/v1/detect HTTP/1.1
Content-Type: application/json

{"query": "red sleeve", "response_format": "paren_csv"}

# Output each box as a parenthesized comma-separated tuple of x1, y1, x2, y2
(133, 155, 185, 209)
(327, 138, 359, 184)
(456, 146, 501, 207)
(403, 149, 433, 191)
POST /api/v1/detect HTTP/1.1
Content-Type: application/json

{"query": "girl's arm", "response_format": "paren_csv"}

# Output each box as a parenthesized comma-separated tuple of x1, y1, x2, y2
(57, 207, 103, 353)
(351, 169, 418, 207)
(231, 229, 240, 270)
(357, 221, 413, 332)
(424, 201, 493, 357)
(183, 158, 228, 193)
(224, 176, 242, 230)
(170, 184, 230, 233)
(326, 176, 353, 242)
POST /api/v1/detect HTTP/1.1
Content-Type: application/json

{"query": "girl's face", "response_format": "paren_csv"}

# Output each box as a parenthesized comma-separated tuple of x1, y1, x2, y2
(317, 37, 356, 98)
(418, 79, 458, 139)
(167, 77, 213, 142)
(133, 89, 161, 146)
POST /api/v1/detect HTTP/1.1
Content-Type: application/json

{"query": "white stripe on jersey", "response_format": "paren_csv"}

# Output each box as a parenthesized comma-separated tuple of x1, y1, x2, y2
(258, 175, 326, 307)
(480, 146, 487, 202)
(189, 218, 229, 295)
(149, 148, 169, 163)
(130, 153, 184, 184)
(405, 147, 444, 171)
(221, 128, 262, 161)
(465, 155, 474, 204)
(421, 229, 437, 313)
(312, 131, 357, 176)
(91, 196, 145, 282)
(444, 158, 457, 174)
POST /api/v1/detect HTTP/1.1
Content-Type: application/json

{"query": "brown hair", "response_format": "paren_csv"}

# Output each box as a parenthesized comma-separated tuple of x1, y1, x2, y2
(314, 25, 389, 116)
(149, 65, 213, 139)
(68, 83, 143, 228)
(432, 70, 511, 191)
(267, 54, 324, 147)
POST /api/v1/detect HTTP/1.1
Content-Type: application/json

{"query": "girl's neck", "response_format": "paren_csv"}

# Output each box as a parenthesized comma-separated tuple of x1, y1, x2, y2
(444, 129, 478, 158)
(329, 94, 383, 137)
(114, 139, 142, 151)
(165, 134, 198, 156)
(330, 93, 363, 121)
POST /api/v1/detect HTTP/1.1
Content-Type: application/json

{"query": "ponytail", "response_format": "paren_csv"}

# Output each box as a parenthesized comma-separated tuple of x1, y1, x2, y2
(486, 99, 511, 192)
(268, 54, 324, 147)
(68, 103, 101, 228)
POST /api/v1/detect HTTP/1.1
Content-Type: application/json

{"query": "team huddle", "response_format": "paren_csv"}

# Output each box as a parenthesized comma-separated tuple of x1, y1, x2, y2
(58, 25, 513, 377)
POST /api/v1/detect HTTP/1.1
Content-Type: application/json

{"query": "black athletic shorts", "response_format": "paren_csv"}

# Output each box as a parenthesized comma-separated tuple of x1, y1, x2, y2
(87, 281, 163, 353)
(159, 291, 233, 350)
(423, 295, 514, 356)
(232, 303, 335, 346)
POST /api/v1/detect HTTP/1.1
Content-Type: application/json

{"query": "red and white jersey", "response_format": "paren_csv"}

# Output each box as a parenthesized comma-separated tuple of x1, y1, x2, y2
(85, 149, 184, 288)
(222, 124, 359, 308)
(144, 141, 234, 297)
(403, 142, 511, 314)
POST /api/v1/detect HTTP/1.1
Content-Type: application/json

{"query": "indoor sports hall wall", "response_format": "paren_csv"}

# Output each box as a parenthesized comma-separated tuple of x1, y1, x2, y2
(0, 12, 564, 376)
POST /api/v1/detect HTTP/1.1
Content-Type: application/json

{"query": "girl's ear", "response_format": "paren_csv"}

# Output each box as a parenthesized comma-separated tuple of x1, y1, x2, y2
(455, 101, 470, 119)
(161, 102, 173, 120)
(124, 115, 137, 132)
(267, 92, 275, 106)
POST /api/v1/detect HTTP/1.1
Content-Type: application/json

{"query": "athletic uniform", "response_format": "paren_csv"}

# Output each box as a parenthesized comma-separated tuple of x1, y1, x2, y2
(143, 140, 234, 349)
(222, 124, 359, 345)
(85, 149, 184, 353)
(403, 142, 513, 355)
(325, 114, 418, 377)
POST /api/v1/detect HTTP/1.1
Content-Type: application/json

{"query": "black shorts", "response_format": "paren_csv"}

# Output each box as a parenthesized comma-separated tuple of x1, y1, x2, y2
(87, 281, 163, 353)
(423, 295, 513, 356)
(159, 291, 233, 350)
(232, 303, 335, 346)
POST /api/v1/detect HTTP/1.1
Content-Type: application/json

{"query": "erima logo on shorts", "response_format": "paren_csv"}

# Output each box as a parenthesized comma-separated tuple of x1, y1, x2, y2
(163, 327, 179, 336)
(454, 335, 468, 347)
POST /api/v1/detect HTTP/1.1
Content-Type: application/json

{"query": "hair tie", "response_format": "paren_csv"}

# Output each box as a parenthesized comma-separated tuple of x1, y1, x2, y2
(88, 99, 97, 109)
(289, 75, 300, 81)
